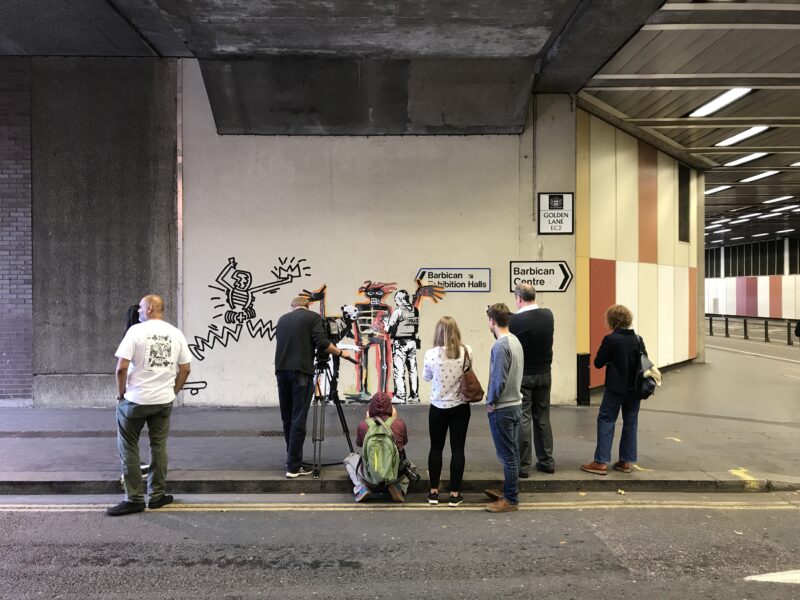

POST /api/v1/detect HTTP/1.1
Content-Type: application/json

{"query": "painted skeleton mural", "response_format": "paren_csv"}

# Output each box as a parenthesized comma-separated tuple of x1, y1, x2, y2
(385, 281, 446, 404)
(189, 256, 310, 361)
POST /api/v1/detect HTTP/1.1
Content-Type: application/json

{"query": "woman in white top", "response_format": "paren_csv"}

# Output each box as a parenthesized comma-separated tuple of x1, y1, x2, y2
(423, 316, 472, 507)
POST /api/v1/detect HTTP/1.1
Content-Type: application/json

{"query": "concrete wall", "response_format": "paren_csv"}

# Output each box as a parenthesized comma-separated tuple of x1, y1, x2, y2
(31, 58, 178, 407)
(0, 59, 33, 405)
(181, 60, 579, 406)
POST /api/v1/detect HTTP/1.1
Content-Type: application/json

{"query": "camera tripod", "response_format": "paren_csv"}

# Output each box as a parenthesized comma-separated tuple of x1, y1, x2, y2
(305, 353, 357, 479)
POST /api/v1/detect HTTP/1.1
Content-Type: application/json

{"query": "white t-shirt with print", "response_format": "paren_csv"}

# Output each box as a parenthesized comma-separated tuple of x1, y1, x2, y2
(115, 319, 192, 405)
(422, 345, 472, 409)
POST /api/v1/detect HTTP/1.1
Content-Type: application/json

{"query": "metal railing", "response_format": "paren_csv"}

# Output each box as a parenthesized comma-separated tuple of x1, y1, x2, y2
(705, 314, 795, 345)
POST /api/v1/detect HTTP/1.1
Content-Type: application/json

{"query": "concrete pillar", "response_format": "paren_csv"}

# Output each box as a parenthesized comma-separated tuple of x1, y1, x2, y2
(695, 171, 706, 363)
(530, 94, 577, 404)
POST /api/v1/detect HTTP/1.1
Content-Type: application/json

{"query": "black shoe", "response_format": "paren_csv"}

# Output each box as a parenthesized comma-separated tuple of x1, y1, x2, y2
(519, 471, 530, 479)
(148, 494, 174, 510)
(427, 492, 439, 505)
(536, 462, 555, 474)
(106, 501, 145, 517)
(448, 493, 464, 507)
(285, 467, 312, 478)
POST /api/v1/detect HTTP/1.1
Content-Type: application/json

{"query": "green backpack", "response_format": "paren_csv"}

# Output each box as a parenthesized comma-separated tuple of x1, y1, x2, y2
(361, 415, 400, 486)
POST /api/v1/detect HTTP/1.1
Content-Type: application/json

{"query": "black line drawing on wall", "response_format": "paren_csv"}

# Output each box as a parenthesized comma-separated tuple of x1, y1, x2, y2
(189, 257, 310, 361)
(182, 381, 207, 396)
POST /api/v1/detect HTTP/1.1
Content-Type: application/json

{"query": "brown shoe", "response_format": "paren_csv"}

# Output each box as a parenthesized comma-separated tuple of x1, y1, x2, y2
(485, 498, 519, 513)
(613, 461, 632, 473)
(483, 488, 503, 501)
(387, 484, 405, 503)
(580, 461, 608, 475)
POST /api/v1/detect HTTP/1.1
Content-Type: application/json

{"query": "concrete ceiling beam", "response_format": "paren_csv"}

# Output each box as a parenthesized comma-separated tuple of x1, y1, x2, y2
(534, 0, 665, 93)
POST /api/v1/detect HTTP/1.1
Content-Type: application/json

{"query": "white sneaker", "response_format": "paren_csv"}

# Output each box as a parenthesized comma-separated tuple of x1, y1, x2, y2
(285, 467, 312, 478)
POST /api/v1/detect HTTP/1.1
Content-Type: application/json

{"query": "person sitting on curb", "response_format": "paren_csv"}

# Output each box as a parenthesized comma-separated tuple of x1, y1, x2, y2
(343, 392, 409, 502)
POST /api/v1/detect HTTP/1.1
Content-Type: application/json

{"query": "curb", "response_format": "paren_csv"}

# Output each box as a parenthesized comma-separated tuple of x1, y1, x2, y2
(2, 477, 798, 495)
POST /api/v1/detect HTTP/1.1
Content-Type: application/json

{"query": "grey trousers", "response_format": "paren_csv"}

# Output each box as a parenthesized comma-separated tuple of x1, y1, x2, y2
(518, 372, 554, 472)
(343, 452, 409, 497)
(116, 400, 173, 503)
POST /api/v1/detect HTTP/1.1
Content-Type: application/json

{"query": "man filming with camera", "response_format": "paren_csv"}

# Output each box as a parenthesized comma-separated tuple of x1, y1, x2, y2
(274, 296, 351, 478)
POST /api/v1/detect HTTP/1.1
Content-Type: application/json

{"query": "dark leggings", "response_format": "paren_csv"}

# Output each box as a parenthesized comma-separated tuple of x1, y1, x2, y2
(428, 403, 471, 491)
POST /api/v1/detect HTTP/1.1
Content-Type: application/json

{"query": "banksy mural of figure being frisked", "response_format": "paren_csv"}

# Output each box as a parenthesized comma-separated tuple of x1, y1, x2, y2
(189, 256, 311, 361)
(384, 281, 445, 405)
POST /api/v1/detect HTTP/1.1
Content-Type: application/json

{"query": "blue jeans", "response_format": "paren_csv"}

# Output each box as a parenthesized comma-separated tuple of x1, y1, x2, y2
(594, 390, 641, 464)
(488, 405, 522, 504)
(276, 370, 315, 472)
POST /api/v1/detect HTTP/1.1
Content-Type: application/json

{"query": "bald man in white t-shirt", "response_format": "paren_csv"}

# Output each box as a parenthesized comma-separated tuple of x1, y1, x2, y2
(107, 295, 191, 517)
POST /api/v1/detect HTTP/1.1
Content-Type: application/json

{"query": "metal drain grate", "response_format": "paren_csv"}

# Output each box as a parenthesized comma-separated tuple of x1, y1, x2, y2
(259, 430, 284, 437)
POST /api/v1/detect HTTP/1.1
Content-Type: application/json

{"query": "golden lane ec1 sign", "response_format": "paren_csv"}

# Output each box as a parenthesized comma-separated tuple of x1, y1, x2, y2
(538, 193, 574, 235)
(509, 261, 573, 293)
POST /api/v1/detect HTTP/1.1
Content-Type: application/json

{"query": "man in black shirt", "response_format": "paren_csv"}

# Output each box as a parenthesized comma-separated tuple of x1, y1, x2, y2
(508, 283, 555, 475)
(275, 296, 350, 478)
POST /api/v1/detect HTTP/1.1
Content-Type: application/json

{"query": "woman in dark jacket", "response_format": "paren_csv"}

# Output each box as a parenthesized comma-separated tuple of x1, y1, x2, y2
(581, 304, 646, 475)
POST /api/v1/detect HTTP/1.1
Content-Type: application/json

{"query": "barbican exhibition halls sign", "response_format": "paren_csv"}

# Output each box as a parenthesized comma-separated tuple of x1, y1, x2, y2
(538, 192, 574, 235)
(416, 268, 491, 292)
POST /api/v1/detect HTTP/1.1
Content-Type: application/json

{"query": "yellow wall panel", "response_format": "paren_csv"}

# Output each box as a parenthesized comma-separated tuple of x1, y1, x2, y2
(576, 110, 590, 260)
(638, 263, 659, 367)
(657, 151, 676, 266)
(589, 116, 617, 260)
(615, 131, 639, 262)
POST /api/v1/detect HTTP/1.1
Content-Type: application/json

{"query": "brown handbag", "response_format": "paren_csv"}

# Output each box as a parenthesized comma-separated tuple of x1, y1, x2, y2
(458, 345, 485, 403)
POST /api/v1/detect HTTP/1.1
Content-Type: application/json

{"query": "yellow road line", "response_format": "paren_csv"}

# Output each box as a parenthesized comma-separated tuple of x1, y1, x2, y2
(0, 501, 797, 512)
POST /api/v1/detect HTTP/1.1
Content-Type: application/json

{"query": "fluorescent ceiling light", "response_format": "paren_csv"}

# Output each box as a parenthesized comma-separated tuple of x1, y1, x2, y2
(711, 218, 731, 224)
(704, 233, 709, 236)
(776, 229, 795, 234)
(716, 229, 732, 233)
(710, 240, 724, 243)
(752, 233, 769, 237)
(740, 213, 761, 218)
(763, 195, 793, 204)
(724, 152, 768, 167)
(689, 88, 751, 117)
(731, 237, 744, 240)
(739, 170, 779, 183)
(758, 213, 777, 218)
(729, 218, 750, 224)
(715, 126, 769, 147)
(705, 185, 732, 195)
(793, 208, 800, 212)
(705, 224, 722, 229)
(771, 204, 800, 212)
(791, 161, 800, 167)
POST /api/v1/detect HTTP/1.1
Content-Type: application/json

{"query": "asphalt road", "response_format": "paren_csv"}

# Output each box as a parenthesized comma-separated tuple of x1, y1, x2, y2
(1, 492, 799, 599)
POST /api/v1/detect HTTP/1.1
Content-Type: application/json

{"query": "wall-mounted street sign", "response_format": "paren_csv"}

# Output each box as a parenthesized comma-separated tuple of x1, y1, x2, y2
(415, 268, 491, 292)
(509, 261, 573, 293)
(538, 192, 574, 235)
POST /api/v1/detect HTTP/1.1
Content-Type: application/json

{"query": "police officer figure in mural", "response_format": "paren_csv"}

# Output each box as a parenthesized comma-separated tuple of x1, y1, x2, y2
(386, 289, 421, 405)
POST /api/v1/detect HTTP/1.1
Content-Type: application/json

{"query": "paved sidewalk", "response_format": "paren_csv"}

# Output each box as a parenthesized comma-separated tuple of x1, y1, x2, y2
(1, 345, 798, 495)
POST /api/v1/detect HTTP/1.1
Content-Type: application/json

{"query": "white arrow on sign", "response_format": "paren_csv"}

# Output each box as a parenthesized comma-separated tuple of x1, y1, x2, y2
(509, 261, 573, 293)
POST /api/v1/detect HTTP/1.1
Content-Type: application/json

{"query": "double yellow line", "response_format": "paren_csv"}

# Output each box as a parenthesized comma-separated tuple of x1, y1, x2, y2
(1, 500, 797, 513)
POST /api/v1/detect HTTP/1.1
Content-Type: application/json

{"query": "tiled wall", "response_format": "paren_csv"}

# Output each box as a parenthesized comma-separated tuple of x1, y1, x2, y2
(576, 111, 699, 387)
(705, 275, 800, 319)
